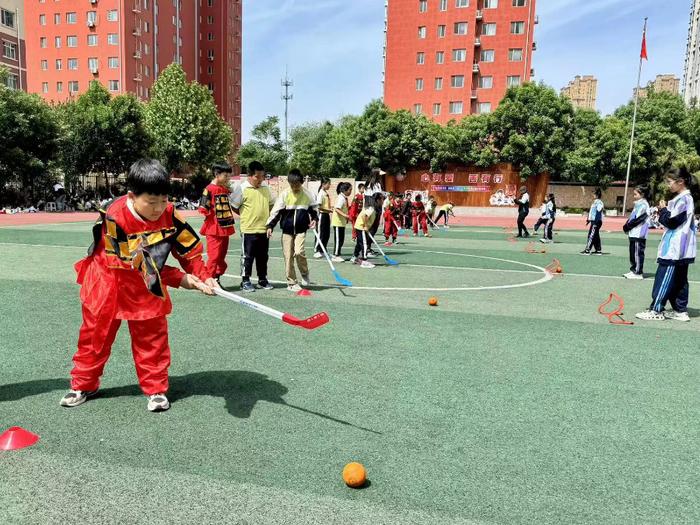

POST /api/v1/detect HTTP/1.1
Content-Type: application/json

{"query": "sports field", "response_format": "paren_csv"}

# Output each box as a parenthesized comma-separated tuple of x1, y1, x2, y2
(0, 218, 697, 524)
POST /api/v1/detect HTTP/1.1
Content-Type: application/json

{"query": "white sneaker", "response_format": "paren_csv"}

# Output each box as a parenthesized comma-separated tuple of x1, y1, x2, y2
(635, 310, 665, 321)
(664, 310, 690, 322)
(313, 252, 323, 259)
(360, 260, 375, 269)
(147, 393, 170, 412)
(287, 284, 302, 292)
(331, 256, 345, 263)
(59, 389, 98, 408)
(349, 256, 357, 264)
(300, 274, 310, 286)
(624, 272, 643, 280)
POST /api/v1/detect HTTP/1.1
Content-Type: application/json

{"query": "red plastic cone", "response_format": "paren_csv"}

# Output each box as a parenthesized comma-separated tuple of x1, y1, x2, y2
(296, 289, 312, 297)
(0, 426, 40, 451)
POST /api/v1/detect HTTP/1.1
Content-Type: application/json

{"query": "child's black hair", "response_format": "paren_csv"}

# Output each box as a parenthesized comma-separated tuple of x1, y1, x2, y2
(666, 166, 699, 199)
(548, 193, 557, 209)
(212, 162, 233, 175)
(336, 182, 352, 194)
(248, 161, 265, 174)
(415, 194, 423, 202)
(287, 169, 303, 185)
(320, 176, 331, 186)
(634, 185, 651, 200)
(594, 188, 602, 199)
(127, 159, 171, 196)
(357, 183, 366, 191)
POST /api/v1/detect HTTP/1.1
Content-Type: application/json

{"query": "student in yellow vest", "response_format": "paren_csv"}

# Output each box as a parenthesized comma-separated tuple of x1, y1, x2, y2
(266, 169, 319, 292)
(230, 161, 273, 292)
(331, 182, 353, 262)
(314, 177, 332, 259)
(435, 202, 455, 227)
(351, 194, 385, 269)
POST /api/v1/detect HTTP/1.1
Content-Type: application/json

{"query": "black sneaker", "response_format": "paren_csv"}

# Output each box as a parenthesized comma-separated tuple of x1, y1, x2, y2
(257, 280, 274, 290)
(241, 281, 256, 293)
(580, 250, 591, 255)
(592, 251, 603, 256)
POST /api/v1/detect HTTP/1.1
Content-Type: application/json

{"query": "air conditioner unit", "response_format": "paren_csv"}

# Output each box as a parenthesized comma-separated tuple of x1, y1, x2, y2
(87, 21, 95, 28)
(90, 0, 98, 4)
(90, 67, 98, 74)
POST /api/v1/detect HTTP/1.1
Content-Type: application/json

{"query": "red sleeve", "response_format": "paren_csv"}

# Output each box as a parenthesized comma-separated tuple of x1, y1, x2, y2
(161, 265, 185, 288)
(173, 249, 211, 281)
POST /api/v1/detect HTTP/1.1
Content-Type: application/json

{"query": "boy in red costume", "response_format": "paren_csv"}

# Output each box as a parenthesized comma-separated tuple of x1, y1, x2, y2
(383, 193, 399, 245)
(348, 184, 365, 241)
(60, 159, 217, 412)
(412, 194, 431, 237)
(199, 162, 235, 284)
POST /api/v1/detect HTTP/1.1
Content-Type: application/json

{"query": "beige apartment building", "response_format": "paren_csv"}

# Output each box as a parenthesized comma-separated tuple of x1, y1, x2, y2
(561, 75, 597, 110)
(634, 74, 681, 99)
(0, 0, 24, 90)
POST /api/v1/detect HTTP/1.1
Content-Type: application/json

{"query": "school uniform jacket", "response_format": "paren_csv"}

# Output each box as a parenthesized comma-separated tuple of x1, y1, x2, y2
(657, 190, 697, 265)
(623, 199, 650, 239)
(267, 187, 319, 235)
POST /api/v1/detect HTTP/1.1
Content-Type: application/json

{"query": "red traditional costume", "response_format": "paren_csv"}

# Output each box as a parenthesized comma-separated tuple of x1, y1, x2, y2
(70, 196, 210, 395)
(383, 197, 399, 241)
(348, 193, 364, 240)
(412, 201, 429, 236)
(199, 183, 235, 278)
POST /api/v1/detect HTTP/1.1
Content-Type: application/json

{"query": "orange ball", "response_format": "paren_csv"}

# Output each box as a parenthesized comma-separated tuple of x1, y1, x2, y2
(556, 266, 563, 273)
(428, 297, 439, 306)
(342, 462, 367, 488)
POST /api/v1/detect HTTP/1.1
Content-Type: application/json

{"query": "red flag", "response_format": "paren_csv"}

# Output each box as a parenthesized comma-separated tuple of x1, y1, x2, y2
(640, 30, 648, 60)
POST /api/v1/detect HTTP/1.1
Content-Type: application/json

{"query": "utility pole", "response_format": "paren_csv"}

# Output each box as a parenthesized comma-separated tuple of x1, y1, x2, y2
(281, 70, 293, 155)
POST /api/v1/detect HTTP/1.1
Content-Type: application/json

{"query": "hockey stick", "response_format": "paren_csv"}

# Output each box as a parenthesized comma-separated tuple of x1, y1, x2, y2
(392, 219, 410, 237)
(365, 230, 399, 266)
(214, 288, 329, 330)
(312, 230, 352, 287)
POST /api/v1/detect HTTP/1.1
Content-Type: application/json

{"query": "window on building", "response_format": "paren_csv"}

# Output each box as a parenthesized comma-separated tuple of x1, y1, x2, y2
(87, 11, 97, 23)
(418, 26, 427, 39)
(56, 81, 63, 93)
(451, 75, 465, 88)
(436, 51, 445, 64)
(437, 25, 446, 38)
(68, 58, 78, 70)
(507, 75, 522, 87)
(55, 59, 62, 70)
(145, 65, 150, 77)
(485, 0, 498, 7)
(88, 57, 99, 71)
(435, 77, 443, 90)
(207, 49, 215, 60)
(208, 32, 215, 41)
(208, 0, 214, 6)
(433, 103, 441, 116)
(417, 52, 425, 64)
(109, 80, 120, 91)
(1, 9, 15, 28)
(416, 78, 424, 91)
(207, 15, 214, 24)
(5, 73, 18, 89)
(452, 49, 466, 62)
(55, 36, 61, 48)
(41, 60, 48, 70)
(42, 82, 49, 94)
(508, 48, 523, 61)
(414, 104, 423, 115)
(107, 10, 119, 22)
(511, 21, 525, 34)
(478, 76, 493, 88)
(449, 101, 463, 114)
(108, 57, 119, 68)
(66, 12, 77, 24)
(440, 0, 448, 10)
(478, 102, 492, 114)
(513, 0, 526, 6)
(419, 0, 428, 13)
(208, 65, 213, 75)
(3, 41, 17, 60)
(482, 23, 496, 36)
(39, 14, 46, 26)
(67, 36, 78, 47)
(144, 21, 149, 32)
(54, 13, 60, 24)
(108, 33, 119, 45)
(87, 34, 98, 46)
(144, 43, 149, 55)
(454, 22, 467, 35)
(481, 49, 495, 62)
(69, 81, 79, 93)
(456, 0, 469, 7)
(40, 37, 48, 49)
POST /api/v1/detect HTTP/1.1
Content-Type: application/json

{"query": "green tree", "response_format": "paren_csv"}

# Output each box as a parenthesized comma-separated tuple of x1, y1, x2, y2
(489, 83, 575, 178)
(0, 79, 59, 202)
(432, 115, 497, 171)
(289, 121, 334, 177)
(615, 90, 688, 140)
(146, 64, 233, 173)
(236, 116, 289, 175)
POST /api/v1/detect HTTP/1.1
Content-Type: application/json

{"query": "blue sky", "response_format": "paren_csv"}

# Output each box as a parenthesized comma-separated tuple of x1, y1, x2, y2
(241, 0, 689, 141)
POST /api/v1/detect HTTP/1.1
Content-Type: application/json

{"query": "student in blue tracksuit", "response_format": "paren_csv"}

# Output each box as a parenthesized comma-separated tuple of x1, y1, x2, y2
(539, 193, 556, 244)
(623, 186, 650, 280)
(581, 189, 604, 255)
(636, 167, 697, 322)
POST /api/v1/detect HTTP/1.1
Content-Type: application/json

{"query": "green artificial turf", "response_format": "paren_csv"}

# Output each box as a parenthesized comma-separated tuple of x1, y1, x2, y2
(0, 221, 698, 524)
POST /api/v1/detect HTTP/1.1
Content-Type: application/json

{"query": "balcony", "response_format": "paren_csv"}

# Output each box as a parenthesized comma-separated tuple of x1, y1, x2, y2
(472, 63, 480, 73)
(132, 28, 142, 37)
(133, 50, 142, 59)
(474, 37, 481, 47)
(133, 74, 143, 82)
(470, 90, 477, 99)
(475, 10, 483, 20)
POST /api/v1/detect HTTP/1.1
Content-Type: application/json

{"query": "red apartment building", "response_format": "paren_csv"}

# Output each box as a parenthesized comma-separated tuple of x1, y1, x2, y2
(383, 0, 537, 123)
(23, 0, 241, 146)
(1, 1, 26, 90)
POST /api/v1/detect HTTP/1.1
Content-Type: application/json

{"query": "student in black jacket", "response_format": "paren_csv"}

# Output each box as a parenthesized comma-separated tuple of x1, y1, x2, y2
(514, 186, 530, 238)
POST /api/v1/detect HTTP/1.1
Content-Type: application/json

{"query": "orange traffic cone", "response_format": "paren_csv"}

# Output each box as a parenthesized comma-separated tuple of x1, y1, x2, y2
(0, 426, 40, 451)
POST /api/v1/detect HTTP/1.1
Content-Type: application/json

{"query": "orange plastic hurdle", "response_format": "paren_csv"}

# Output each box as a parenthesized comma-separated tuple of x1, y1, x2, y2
(545, 258, 563, 275)
(526, 242, 547, 254)
(598, 292, 634, 326)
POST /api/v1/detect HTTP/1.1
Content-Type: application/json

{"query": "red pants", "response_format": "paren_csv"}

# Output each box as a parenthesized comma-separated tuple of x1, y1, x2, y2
(70, 305, 171, 395)
(206, 235, 230, 278)
(384, 212, 398, 240)
(413, 213, 428, 235)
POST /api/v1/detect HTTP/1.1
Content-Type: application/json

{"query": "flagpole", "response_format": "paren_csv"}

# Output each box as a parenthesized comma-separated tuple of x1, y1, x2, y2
(622, 17, 648, 217)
